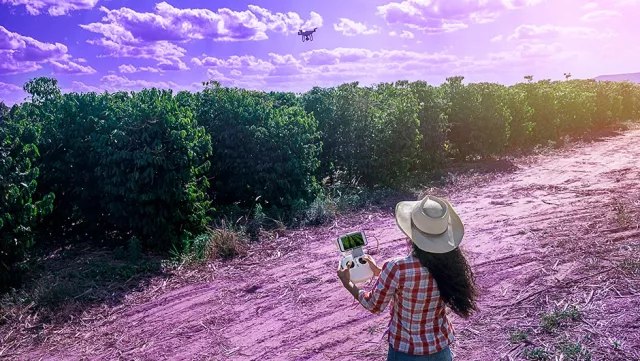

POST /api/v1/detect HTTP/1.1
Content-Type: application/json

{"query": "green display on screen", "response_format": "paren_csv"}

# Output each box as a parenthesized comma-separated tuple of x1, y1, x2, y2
(340, 232, 365, 251)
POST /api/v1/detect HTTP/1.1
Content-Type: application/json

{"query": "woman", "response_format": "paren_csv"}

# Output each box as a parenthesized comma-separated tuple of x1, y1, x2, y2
(337, 195, 479, 361)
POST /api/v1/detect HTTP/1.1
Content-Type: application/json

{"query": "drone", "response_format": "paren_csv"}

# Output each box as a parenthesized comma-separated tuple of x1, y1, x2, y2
(298, 28, 317, 42)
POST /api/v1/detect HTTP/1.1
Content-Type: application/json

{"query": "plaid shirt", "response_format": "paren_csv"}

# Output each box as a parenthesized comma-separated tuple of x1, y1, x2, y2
(357, 255, 455, 355)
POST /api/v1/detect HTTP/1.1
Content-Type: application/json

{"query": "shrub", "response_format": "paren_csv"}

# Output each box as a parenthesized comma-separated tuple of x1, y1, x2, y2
(369, 81, 421, 187)
(3, 74, 640, 278)
(505, 84, 535, 149)
(0, 103, 54, 290)
(194, 83, 321, 209)
(302, 83, 374, 184)
(554, 80, 596, 137)
(409, 81, 449, 172)
(31, 80, 213, 251)
(91, 89, 213, 250)
(525, 80, 560, 143)
(302, 81, 421, 187)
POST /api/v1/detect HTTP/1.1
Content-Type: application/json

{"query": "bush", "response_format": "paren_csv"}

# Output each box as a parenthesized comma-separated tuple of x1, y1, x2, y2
(505, 84, 535, 149)
(2, 74, 640, 277)
(409, 81, 449, 172)
(524, 80, 560, 144)
(30, 79, 213, 251)
(194, 83, 321, 209)
(445, 80, 511, 159)
(302, 81, 421, 187)
(302, 83, 373, 184)
(554, 80, 596, 136)
(0, 103, 54, 291)
(369, 81, 421, 187)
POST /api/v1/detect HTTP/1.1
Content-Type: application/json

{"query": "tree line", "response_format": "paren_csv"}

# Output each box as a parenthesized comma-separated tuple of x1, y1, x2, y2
(1, 76, 639, 290)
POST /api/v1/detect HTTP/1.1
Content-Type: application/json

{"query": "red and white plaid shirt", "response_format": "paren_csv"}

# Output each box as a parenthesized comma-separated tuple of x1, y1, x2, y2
(357, 254, 455, 355)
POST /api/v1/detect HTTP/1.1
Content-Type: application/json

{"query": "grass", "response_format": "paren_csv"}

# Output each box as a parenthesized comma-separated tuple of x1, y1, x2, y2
(1, 243, 163, 326)
(166, 220, 250, 266)
(556, 338, 592, 361)
(523, 347, 551, 360)
(509, 329, 529, 344)
(513, 306, 593, 360)
(540, 305, 582, 333)
(521, 339, 593, 361)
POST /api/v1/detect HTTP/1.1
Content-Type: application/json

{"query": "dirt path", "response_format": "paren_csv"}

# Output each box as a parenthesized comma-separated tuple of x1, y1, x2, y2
(17, 129, 640, 361)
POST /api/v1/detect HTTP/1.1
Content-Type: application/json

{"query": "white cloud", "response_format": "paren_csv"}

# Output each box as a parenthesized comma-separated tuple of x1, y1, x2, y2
(333, 18, 379, 36)
(0, 0, 99, 16)
(376, 0, 543, 34)
(390, 30, 415, 38)
(581, 10, 621, 22)
(118, 64, 161, 73)
(506, 24, 614, 41)
(48, 59, 97, 75)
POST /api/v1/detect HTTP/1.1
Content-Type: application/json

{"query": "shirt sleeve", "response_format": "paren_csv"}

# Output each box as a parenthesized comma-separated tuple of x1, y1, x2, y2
(357, 260, 399, 314)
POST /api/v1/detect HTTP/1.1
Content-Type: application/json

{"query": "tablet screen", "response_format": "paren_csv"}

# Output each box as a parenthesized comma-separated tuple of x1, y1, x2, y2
(339, 232, 365, 251)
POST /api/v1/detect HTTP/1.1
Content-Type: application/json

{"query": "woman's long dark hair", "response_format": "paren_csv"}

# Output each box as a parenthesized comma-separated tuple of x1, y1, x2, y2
(411, 243, 479, 319)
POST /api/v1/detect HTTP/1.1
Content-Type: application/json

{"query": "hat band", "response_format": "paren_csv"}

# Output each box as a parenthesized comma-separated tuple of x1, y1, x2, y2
(411, 214, 456, 248)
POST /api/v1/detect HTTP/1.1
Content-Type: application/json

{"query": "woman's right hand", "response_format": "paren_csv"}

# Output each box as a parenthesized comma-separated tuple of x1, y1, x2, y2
(362, 255, 381, 276)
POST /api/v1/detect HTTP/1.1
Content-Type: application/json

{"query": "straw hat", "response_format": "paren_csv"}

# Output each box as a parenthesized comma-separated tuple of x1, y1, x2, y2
(395, 195, 464, 253)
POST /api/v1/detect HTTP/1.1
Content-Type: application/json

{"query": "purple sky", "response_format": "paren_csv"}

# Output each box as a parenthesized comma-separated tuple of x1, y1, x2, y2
(0, 0, 639, 105)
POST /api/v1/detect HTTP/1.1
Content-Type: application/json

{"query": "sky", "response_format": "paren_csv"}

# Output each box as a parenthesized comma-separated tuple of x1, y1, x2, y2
(0, 0, 639, 105)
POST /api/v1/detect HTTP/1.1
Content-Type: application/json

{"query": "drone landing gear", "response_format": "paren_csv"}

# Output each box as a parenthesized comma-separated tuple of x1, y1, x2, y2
(301, 35, 313, 42)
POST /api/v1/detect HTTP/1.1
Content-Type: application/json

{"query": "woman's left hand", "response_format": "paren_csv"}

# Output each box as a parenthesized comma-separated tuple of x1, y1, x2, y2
(337, 262, 352, 285)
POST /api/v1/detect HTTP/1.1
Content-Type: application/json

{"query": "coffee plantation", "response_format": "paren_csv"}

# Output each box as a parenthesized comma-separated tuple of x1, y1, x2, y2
(1, 76, 639, 290)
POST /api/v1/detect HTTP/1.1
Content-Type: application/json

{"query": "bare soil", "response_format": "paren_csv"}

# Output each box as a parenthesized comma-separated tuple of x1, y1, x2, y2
(4, 128, 640, 361)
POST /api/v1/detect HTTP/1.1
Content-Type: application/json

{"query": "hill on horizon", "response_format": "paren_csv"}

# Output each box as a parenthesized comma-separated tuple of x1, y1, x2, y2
(594, 72, 640, 83)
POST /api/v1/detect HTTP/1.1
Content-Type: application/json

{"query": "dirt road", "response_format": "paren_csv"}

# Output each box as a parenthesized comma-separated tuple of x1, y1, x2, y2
(18, 129, 640, 361)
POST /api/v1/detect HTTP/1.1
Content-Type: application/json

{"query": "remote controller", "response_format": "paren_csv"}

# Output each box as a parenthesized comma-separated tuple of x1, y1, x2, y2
(336, 231, 375, 284)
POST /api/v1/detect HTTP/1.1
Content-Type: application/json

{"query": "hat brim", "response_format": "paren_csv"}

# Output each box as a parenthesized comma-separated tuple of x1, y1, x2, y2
(395, 199, 464, 253)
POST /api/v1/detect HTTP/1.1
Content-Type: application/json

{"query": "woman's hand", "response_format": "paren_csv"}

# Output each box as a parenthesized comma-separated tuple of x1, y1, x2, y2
(337, 262, 352, 286)
(362, 255, 382, 276)
(337, 262, 361, 300)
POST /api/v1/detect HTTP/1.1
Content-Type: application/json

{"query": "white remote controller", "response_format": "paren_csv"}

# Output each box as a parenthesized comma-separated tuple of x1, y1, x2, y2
(337, 231, 375, 284)
(339, 254, 374, 284)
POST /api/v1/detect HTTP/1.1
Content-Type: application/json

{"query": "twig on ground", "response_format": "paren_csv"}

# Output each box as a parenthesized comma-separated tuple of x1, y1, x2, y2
(509, 266, 616, 306)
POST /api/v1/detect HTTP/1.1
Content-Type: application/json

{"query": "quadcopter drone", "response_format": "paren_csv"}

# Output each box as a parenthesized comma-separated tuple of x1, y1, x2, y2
(298, 28, 317, 42)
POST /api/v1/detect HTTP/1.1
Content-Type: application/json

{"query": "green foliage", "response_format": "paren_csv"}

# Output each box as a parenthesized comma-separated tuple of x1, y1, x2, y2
(23, 77, 62, 106)
(409, 81, 449, 171)
(128, 236, 142, 263)
(0, 103, 54, 291)
(2, 75, 640, 284)
(556, 339, 592, 361)
(508, 329, 529, 344)
(523, 80, 560, 143)
(302, 81, 421, 187)
(504, 84, 535, 148)
(301, 83, 372, 183)
(554, 80, 596, 136)
(541, 305, 582, 333)
(369, 81, 421, 186)
(194, 85, 321, 209)
(91, 89, 213, 249)
(444, 78, 511, 159)
(31, 82, 213, 251)
(523, 347, 551, 360)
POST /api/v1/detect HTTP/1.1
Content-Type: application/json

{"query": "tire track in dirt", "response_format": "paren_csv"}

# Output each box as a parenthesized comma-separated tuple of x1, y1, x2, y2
(18, 129, 640, 361)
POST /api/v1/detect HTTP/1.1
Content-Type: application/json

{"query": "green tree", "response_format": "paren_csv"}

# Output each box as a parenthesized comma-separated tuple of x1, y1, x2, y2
(408, 81, 448, 172)
(0, 103, 54, 290)
(194, 84, 320, 209)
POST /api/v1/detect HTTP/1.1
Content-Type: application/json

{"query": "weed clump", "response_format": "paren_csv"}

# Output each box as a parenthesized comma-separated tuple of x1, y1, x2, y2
(541, 305, 581, 333)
